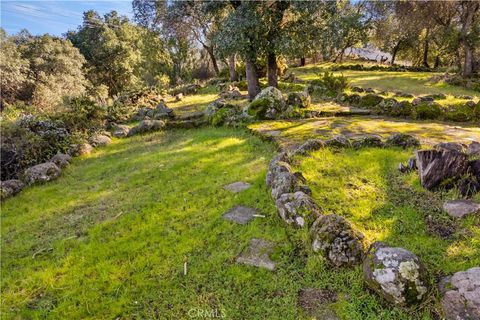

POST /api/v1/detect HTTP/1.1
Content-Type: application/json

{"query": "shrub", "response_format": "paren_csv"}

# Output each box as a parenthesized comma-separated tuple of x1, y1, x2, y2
(413, 102, 443, 120)
(1, 115, 75, 180)
(57, 96, 107, 134)
(310, 72, 349, 97)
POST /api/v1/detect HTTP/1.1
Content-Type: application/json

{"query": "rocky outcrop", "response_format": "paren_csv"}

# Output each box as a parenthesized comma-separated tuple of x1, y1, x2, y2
(275, 191, 322, 228)
(415, 149, 468, 190)
(363, 242, 429, 306)
(112, 124, 130, 138)
(50, 153, 72, 168)
(0, 179, 25, 200)
(311, 214, 364, 267)
(247, 86, 288, 119)
(385, 133, 420, 149)
(22, 162, 61, 185)
(439, 267, 480, 320)
(127, 120, 165, 136)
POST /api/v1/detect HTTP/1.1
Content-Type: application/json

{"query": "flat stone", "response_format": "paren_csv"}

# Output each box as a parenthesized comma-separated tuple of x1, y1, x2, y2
(222, 206, 257, 225)
(223, 181, 251, 193)
(443, 200, 480, 218)
(236, 238, 276, 271)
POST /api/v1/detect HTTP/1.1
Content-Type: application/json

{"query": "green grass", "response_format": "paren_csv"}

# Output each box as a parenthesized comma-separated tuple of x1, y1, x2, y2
(2, 127, 447, 319)
(249, 116, 480, 149)
(293, 148, 480, 275)
(167, 85, 219, 115)
(292, 63, 479, 99)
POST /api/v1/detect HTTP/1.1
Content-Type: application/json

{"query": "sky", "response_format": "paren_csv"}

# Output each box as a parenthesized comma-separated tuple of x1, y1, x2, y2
(1, 0, 134, 36)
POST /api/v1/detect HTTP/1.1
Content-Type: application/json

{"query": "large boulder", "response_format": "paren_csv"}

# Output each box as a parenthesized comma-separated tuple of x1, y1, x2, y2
(275, 191, 322, 228)
(439, 267, 480, 320)
(385, 133, 420, 149)
(0, 179, 25, 200)
(311, 214, 364, 267)
(415, 149, 468, 190)
(363, 242, 429, 306)
(290, 139, 325, 157)
(127, 120, 165, 136)
(247, 86, 287, 119)
(287, 91, 311, 108)
(112, 124, 130, 138)
(351, 134, 384, 149)
(90, 134, 112, 147)
(22, 162, 61, 185)
(50, 153, 72, 168)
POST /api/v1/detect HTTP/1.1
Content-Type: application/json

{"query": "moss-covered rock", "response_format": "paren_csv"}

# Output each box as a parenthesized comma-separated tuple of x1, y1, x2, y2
(385, 133, 420, 149)
(351, 135, 384, 149)
(287, 91, 311, 108)
(359, 94, 384, 109)
(247, 87, 287, 120)
(413, 102, 443, 120)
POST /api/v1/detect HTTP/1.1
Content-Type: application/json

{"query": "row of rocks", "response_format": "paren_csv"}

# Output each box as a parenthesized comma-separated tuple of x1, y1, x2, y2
(131, 100, 175, 122)
(0, 133, 113, 201)
(263, 132, 478, 317)
(350, 86, 474, 101)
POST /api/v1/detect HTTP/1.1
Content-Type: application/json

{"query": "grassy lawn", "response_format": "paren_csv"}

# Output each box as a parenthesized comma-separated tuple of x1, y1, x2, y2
(167, 86, 219, 116)
(249, 116, 480, 149)
(292, 63, 479, 99)
(2, 127, 448, 319)
(293, 148, 480, 276)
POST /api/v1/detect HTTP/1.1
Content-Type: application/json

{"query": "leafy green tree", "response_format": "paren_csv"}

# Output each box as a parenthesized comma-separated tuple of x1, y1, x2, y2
(67, 10, 171, 96)
(0, 28, 30, 105)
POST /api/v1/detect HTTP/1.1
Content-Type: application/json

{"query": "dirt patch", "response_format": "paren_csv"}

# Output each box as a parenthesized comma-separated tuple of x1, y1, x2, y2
(297, 288, 338, 316)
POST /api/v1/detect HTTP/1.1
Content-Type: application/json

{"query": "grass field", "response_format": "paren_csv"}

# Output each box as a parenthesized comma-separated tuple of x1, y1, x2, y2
(2, 127, 450, 319)
(292, 63, 479, 99)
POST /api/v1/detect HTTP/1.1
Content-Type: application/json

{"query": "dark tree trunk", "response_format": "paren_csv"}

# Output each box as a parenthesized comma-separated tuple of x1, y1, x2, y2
(463, 43, 474, 78)
(267, 52, 278, 88)
(423, 31, 430, 68)
(434, 55, 440, 68)
(391, 41, 401, 66)
(245, 59, 260, 101)
(228, 55, 237, 81)
(300, 57, 306, 66)
(460, 2, 479, 78)
(204, 46, 219, 75)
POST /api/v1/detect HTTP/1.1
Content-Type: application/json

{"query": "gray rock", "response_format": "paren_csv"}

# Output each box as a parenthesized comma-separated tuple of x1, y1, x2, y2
(90, 134, 112, 147)
(290, 139, 325, 157)
(223, 181, 251, 193)
(443, 200, 480, 218)
(77, 143, 93, 156)
(127, 120, 165, 136)
(287, 91, 311, 108)
(363, 242, 429, 306)
(439, 267, 480, 320)
(415, 149, 468, 190)
(407, 157, 417, 171)
(50, 153, 72, 168)
(467, 141, 480, 156)
(351, 135, 384, 149)
(275, 191, 321, 228)
(0, 180, 25, 200)
(266, 161, 293, 189)
(325, 135, 351, 148)
(222, 206, 257, 225)
(270, 170, 309, 200)
(22, 162, 61, 185)
(236, 238, 276, 271)
(386, 133, 421, 149)
(247, 86, 287, 119)
(112, 124, 130, 138)
(311, 214, 364, 267)
(434, 142, 466, 153)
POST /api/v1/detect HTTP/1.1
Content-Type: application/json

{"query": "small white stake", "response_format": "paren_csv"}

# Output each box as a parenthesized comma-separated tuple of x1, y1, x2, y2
(253, 214, 266, 218)
(184, 261, 187, 276)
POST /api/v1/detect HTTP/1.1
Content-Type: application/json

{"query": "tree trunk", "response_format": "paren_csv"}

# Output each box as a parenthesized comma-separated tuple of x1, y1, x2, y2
(205, 46, 219, 75)
(245, 59, 260, 101)
(391, 41, 401, 66)
(300, 57, 306, 66)
(228, 55, 237, 81)
(267, 52, 278, 88)
(463, 44, 474, 77)
(434, 55, 440, 68)
(460, 2, 479, 78)
(423, 31, 430, 68)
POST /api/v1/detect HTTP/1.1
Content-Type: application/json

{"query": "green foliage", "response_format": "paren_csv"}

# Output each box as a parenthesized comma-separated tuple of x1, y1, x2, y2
(310, 72, 349, 97)
(210, 108, 230, 127)
(413, 102, 443, 120)
(67, 10, 171, 96)
(247, 98, 271, 119)
(359, 94, 384, 108)
(0, 115, 75, 180)
(443, 102, 480, 122)
(57, 96, 107, 134)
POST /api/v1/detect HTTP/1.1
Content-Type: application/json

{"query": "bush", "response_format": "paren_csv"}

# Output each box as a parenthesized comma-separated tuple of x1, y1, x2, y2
(443, 102, 480, 122)
(413, 102, 443, 120)
(310, 72, 349, 97)
(57, 96, 107, 134)
(1, 115, 75, 180)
